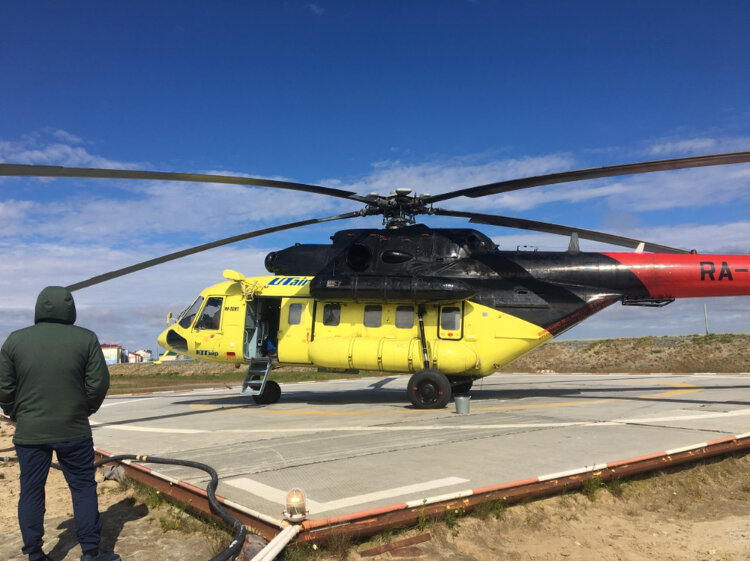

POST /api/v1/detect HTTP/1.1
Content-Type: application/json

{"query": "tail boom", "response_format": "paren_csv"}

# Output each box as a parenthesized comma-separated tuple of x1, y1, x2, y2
(604, 253, 750, 299)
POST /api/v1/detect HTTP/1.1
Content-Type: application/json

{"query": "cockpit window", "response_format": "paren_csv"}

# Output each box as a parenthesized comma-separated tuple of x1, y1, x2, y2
(179, 297, 204, 329)
(195, 297, 224, 330)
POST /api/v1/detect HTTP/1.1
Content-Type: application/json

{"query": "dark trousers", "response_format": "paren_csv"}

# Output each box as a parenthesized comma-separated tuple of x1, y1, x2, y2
(15, 437, 102, 556)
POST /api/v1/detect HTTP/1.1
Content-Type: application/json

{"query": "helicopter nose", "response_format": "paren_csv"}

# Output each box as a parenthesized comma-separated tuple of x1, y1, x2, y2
(157, 327, 169, 351)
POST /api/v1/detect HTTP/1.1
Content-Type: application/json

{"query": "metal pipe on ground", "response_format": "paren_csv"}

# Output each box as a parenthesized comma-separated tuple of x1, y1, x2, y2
(251, 525, 301, 561)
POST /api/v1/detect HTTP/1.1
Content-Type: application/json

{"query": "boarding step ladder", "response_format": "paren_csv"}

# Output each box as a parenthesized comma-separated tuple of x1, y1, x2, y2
(240, 357, 272, 396)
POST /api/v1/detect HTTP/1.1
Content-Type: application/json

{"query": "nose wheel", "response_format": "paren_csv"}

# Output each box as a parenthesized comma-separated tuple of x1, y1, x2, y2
(407, 369, 452, 409)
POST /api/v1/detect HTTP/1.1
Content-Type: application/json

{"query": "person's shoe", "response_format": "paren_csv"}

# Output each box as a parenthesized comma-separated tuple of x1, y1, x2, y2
(27, 551, 49, 561)
(80, 551, 121, 561)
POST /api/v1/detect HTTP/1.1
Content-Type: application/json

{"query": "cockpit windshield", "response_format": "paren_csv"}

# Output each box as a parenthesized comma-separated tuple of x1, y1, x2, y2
(195, 297, 223, 330)
(178, 296, 204, 329)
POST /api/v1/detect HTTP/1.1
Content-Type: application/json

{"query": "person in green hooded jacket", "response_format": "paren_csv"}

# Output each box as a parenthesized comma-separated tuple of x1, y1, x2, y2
(0, 286, 120, 561)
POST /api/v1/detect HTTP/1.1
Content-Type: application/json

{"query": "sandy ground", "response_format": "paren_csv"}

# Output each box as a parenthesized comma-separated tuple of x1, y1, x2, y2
(0, 421, 229, 561)
(348, 454, 750, 561)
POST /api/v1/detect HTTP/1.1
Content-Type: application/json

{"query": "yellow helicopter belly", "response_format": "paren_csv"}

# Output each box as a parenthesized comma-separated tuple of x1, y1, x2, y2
(462, 301, 553, 375)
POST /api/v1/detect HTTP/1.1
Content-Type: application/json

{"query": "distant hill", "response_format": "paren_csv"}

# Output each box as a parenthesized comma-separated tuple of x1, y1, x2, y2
(502, 333, 750, 373)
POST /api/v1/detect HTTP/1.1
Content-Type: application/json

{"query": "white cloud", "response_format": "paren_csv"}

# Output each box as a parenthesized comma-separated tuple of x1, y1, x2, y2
(319, 144, 750, 217)
(14, 180, 346, 244)
(331, 153, 577, 198)
(0, 199, 36, 234)
(488, 221, 750, 254)
(0, 242, 272, 351)
(0, 132, 354, 245)
(648, 137, 718, 156)
(603, 165, 750, 213)
(6, 132, 750, 247)
(0, 139, 137, 169)
(307, 3, 325, 16)
(647, 135, 750, 157)
(564, 297, 750, 340)
(459, 161, 750, 214)
(43, 128, 84, 145)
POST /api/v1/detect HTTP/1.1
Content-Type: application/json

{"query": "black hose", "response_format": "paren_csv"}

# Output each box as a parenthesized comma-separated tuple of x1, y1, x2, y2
(95, 455, 246, 561)
(50, 454, 246, 561)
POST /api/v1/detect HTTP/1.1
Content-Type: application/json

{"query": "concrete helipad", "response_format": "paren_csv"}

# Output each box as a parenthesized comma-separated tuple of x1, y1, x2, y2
(90, 373, 750, 521)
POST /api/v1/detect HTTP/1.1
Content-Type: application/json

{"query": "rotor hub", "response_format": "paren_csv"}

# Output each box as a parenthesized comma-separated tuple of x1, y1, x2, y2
(363, 189, 434, 228)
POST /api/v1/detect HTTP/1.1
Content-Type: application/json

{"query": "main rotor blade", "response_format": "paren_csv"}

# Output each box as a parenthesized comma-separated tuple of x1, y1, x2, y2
(425, 151, 750, 204)
(0, 163, 368, 202)
(65, 211, 362, 292)
(434, 209, 689, 254)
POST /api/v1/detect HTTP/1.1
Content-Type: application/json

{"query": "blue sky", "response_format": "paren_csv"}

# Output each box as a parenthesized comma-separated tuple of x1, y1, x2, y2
(2, 1, 750, 352)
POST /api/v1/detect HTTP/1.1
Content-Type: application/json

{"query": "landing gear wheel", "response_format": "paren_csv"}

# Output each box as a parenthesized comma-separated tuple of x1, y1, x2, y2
(449, 377, 473, 395)
(252, 380, 281, 405)
(407, 369, 452, 409)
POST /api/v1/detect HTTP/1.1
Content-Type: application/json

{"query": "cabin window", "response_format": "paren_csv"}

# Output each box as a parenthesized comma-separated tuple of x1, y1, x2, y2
(440, 306, 461, 331)
(195, 297, 224, 330)
(322, 303, 341, 326)
(288, 303, 303, 325)
(179, 296, 204, 328)
(364, 305, 382, 327)
(395, 306, 414, 329)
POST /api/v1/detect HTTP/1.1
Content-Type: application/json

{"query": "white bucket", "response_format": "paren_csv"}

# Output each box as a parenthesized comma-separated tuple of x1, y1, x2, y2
(454, 394, 471, 414)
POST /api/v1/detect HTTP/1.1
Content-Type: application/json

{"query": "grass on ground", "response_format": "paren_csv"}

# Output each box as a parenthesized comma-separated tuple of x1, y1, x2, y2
(105, 477, 234, 558)
(107, 367, 384, 394)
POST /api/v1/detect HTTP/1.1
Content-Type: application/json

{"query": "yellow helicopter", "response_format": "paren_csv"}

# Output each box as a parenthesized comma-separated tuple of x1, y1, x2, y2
(156, 266, 547, 408)
(3, 151, 750, 408)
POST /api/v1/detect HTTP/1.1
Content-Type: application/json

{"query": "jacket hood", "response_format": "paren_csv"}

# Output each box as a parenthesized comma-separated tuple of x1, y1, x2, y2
(34, 286, 77, 325)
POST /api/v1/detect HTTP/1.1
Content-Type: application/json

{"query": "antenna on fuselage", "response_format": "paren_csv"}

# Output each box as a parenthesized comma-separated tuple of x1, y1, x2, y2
(568, 232, 580, 255)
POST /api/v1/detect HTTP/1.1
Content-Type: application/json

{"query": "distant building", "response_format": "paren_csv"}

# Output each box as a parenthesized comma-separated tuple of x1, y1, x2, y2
(158, 350, 179, 361)
(101, 344, 127, 365)
(135, 349, 153, 362)
(155, 350, 191, 362)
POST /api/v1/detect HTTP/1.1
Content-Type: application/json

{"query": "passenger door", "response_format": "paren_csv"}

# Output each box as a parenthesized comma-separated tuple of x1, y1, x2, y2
(277, 298, 314, 364)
